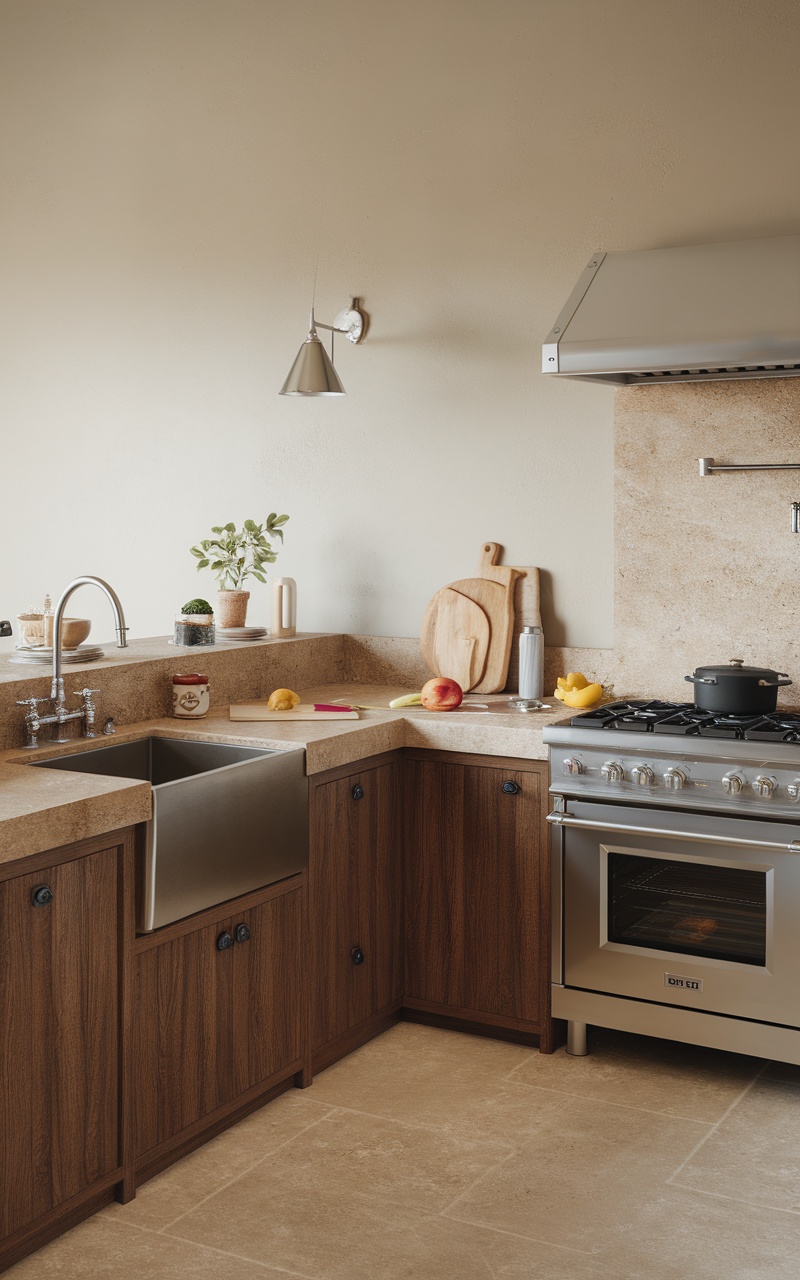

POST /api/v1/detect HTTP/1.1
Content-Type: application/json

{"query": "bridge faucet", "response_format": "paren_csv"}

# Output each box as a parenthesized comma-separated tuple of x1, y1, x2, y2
(50, 576, 128, 716)
(17, 577, 128, 748)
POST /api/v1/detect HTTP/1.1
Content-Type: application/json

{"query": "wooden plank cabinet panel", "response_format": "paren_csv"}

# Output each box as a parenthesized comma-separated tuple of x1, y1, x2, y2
(403, 759, 466, 1009)
(0, 850, 119, 1242)
(231, 891, 303, 1098)
(134, 884, 303, 1159)
(462, 763, 542, 1024)
(310, 759, 402, 1054)
(404, 758, 545, 1026)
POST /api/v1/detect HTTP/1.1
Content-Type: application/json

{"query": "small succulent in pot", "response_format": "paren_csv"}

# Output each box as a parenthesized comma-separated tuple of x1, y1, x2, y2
(174, 597, 216, 647)
(179, 598, 214, 623)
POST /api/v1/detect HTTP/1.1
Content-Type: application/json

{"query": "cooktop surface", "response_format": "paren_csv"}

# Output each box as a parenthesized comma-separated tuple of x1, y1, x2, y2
(571, 700, 800, 743)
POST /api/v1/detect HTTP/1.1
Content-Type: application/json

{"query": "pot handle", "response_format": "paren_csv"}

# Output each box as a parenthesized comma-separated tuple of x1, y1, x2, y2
(684, 675, 717, 685)
(758, 675, 793, 687)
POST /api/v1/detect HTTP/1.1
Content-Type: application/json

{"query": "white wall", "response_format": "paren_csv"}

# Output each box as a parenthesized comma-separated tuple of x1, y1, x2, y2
(2, 0, 799, 652)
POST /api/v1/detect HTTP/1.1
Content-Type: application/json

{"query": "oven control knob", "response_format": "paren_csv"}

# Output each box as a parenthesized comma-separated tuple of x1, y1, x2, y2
(562, 757, 583, 776)
(752, 775, 777, 799)
(787, 780, 800, 801)
(600, 761, 624, 783)
(663, 767, 687, 791)
(722, 772, 745, 796)
(631, 764, 655, 787)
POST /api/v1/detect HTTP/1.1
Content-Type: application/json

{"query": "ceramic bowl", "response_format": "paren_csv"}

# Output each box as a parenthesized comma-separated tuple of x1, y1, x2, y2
(43, 616, 92, 649)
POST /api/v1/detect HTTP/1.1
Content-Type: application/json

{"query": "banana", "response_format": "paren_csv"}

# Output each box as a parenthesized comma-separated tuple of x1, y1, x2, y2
(559, 682, 603, 709)
(557, 671, 589, 691)
(553, 671, 602, 708)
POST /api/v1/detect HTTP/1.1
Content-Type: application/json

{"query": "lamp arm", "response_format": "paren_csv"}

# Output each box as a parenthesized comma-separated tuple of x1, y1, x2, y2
(312, 301, 365, 345)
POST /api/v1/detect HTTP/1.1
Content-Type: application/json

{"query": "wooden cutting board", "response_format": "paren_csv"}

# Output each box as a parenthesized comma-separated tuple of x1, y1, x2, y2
(420, 586, 491, 690)
(506, 566, 543, 693)
(230, 704, 360, 722)
(420, 542, 525, 693)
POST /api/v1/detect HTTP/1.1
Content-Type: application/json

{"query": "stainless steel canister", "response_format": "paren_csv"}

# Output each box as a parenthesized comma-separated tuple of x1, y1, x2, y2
(518, 625, 544, 700)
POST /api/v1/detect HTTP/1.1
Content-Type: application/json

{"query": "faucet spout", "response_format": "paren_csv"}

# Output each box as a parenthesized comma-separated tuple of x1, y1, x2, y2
(51, 576, 128, 709)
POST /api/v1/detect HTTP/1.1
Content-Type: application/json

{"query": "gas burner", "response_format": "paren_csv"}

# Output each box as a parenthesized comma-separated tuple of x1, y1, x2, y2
(745, 713, 800, 743)
(656, 708, 716, 735)
(568, 700, 800, 741)
(569, 700, 687, 731)
(697, 714, 763, 739)
(567, 700, 649, 729)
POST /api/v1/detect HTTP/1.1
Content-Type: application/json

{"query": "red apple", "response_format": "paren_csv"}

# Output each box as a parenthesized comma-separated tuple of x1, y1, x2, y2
(421, 676, 463, 711)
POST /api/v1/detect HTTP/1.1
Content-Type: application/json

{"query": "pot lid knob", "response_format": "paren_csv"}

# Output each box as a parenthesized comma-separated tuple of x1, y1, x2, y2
(729, 658, 745, 667)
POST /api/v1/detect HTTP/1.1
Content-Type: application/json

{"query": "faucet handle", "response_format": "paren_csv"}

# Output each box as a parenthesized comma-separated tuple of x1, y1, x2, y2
(16, 697, 48, 749)
(73, 688, 100, 739)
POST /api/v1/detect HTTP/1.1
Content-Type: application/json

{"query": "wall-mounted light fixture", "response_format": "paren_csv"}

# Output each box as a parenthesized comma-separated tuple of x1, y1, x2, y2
(280, 298, 366, 396)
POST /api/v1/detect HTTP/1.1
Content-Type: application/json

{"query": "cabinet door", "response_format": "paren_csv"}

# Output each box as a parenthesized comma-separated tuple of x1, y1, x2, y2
(405, 758, 544, 1025)
(0, 850, 119, 1241)
(134, 883, 303, 1158)
(310, 759, 402, 1054)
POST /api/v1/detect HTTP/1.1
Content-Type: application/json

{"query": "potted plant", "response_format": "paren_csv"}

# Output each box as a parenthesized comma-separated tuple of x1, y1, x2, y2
(190, 514, 289, 628)
(174, 597, 215, 647)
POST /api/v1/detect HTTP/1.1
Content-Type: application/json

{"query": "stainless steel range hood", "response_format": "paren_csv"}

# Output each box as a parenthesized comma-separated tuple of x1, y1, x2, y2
(542, 234, 800, 386)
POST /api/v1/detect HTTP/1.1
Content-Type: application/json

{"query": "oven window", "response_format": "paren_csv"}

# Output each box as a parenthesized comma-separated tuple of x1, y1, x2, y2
(607, 853, 766, 965)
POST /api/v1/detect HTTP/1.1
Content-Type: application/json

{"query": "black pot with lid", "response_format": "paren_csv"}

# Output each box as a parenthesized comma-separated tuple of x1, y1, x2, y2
(685, 658, 792, 715)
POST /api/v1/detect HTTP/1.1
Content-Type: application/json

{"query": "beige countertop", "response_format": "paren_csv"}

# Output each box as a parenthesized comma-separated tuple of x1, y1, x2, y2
(0, 684, 570, 865)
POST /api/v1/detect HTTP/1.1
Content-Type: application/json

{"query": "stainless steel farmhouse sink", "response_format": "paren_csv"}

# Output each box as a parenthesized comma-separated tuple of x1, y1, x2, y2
(31, 737, 308, 932)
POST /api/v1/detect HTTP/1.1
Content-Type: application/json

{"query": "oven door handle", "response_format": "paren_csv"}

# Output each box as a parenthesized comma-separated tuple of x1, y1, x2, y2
(546, 811, 800, 854)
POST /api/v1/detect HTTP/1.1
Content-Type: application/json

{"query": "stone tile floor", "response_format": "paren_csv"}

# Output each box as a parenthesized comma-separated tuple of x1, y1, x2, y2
(8, 1023, 800, 1278)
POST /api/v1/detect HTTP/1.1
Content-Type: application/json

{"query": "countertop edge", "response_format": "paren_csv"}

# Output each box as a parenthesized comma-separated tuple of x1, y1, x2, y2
(0, 685, 564, 863)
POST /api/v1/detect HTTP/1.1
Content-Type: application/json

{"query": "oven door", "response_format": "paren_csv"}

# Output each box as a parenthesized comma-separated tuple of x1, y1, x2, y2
(552, 799, 800, 1026)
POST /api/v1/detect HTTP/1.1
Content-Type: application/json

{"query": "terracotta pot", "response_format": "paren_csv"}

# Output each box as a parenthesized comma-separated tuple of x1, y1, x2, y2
(216, 590, 250, 628)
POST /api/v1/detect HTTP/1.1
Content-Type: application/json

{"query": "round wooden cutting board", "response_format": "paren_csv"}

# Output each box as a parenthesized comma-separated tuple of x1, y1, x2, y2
(420, 587, 491, 691)
(420, 542, 528, 693)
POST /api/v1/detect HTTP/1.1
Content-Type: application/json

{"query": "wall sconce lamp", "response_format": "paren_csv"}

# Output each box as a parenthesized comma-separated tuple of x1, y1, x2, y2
(280, 298, 367, 396)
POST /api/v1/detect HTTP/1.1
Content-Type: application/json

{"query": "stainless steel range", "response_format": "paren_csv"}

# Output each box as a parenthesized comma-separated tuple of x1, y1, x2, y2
(544, 700, 800, 1064)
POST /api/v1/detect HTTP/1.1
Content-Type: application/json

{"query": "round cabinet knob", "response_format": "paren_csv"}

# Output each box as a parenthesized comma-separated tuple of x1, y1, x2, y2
(216, 931, 233, 952)
(752, 775, 777, 799)
(502, 780, 520, 794)
(234, 924, 251, 943)
(631, 764, 655, 787)
(601, 761, 624, 784)
(351, 946, 365, 965)
(722, 772, 745, 796)
(562, 757, 583, 776)
(787, 780, 800, 801)
(663, 767, 687, 791)
(31, 884, 53, 908)
(351, 784, 364, 801)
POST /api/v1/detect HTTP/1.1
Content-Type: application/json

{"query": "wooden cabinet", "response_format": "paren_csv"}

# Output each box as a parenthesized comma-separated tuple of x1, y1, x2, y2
(0, 741, 553, 1273)
(0, 829, 132, 1268)
(132, 875, 305, 1174)
(309, 755, 403, 1071)
(404, 753, 551, 1044)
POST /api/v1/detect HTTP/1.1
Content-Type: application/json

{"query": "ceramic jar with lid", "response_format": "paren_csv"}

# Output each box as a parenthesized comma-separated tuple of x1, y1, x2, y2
(172, 673, 210, 718)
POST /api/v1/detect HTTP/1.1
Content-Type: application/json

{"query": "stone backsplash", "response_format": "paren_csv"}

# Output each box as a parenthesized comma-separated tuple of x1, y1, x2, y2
(5, 381, 799, 752)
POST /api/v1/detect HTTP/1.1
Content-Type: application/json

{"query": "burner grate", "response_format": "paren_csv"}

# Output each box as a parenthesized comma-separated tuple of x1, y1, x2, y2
(569, 700, 800, 744)
(745, 713, 800, 743)
(570, 700, 688, 731)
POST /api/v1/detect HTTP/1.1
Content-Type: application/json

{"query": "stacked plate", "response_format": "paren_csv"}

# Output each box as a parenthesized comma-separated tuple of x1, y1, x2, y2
(217, 627, 268, 642)
(10, 644, 105, 665)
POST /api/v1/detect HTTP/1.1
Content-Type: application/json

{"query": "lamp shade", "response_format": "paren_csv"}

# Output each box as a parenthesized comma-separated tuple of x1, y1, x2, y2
(280, 329, 345, 396)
